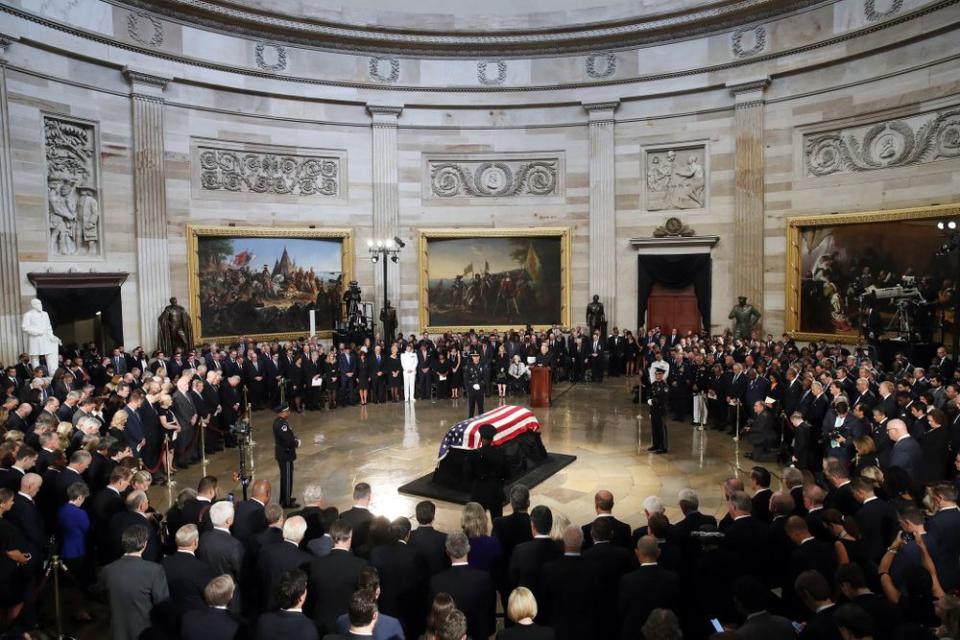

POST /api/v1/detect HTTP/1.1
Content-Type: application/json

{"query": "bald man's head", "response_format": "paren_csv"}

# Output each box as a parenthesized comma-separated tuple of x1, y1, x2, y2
(20, 472, 42, 497)
(595, 490, 614, 513)
(251, 479, 272, 502)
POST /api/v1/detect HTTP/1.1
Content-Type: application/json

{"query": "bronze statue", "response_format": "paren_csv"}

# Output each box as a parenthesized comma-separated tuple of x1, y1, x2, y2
(586, 295, 606, 335)
(728, 296, 761, 340)
(157, 297, 194, 354)
(380, 299, 398, 341)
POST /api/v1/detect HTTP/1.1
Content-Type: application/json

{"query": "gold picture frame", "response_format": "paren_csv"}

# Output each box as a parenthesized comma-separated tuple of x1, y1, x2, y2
(186, 225, 353, 343)
(418, 227, 572, 333)
(785, 203, 959, 343)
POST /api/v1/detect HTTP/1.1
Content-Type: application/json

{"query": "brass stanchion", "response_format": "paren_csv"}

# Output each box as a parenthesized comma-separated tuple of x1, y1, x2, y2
(200, 416, 208, 476)
(164, 440, 174, 510)
(636, 378, 644, 456)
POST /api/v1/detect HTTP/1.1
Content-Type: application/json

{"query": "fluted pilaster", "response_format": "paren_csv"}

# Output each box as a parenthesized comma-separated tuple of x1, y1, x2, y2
(584, 101, 619, 325)
(367, 104, 403, 332)
(0, 38, 22, 363)
(728, 78, 769, 321)
(125, 67, 172, 351)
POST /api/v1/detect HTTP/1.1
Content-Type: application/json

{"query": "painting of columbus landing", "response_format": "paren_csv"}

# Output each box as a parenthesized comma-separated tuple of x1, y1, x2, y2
(419, 228, 570, 332)
(187, 226, 352, 341)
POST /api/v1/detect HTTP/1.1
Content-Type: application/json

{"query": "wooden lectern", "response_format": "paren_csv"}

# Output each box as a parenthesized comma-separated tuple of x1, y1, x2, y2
(530, 366, 552, 407)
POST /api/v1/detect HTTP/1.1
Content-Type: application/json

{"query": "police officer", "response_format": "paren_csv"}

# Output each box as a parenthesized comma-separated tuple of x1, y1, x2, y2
(648, 367, 670, 454)
(467, 424, 507, 518)
(464, 351, 488, 418)
(272, 403, 300, 508)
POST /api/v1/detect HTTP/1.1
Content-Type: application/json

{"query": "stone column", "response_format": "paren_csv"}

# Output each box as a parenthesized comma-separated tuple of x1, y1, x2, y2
(0, 38, 22, 364)
(367, 105, 403, 332)
(583, 101, 619, 325)
(727, 77, 770, 319)
(124, 68, 172, 351)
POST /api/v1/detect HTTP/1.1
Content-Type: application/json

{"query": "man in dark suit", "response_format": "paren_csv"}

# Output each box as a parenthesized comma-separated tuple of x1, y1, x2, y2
(720, 491, 772, 583)
(0, 445, 36, 491)
(732, 575, 797, 640)
(339, 482, 375, 557)
(588, 330, 605, 383)
(877, 381, 898, 425)
(539, 525, 596, 640)
(370, 517, 428, 637)
(256, 569, 319, 640)
(582, 517, 636, 640)
(109, 491, 161, 563)
(836, 564, 902, 640)
(823, 459, 860, 517)
(618, 535, 681, 640)
(163, 524, 217, 625)
(123, 390, 147, 458)
(781, 368, 805, 417)
(258, 516, 313, 612)
(8, 472, 46, 570)
(782, 516, 838, 621)
(852, 377, 877, 412)
(181, 475, 218, 532)
(429, 531, 495, 640)
(580, 489, 632, 550)
(232, 479, 271, 550)
(326, 588, 386, 640)
(338, 346, 358, 405)
(804, 382, 830, 432)
(508, 505, 561, 608)
(725, 363, 749, 434)
(172, 375, 199, 467)
(250, 503, 285, 557)
(795, 570, 840, 640)
(181, 575, 244, 640)
(748, 466, 773, 523)
(887, 418, 924, 483)
(409, 500, 449, 576)
(101, 524, 170, 640)
(198, 501, 246, 585)
(54, 450, 90, 504)
(308, 519, 369, 636)
(925, 482, 960, 592)
(90, 466, 132, 564)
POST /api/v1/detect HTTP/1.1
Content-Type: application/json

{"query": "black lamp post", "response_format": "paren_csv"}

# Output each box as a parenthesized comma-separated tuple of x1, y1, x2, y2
(367, 236, 404, 334)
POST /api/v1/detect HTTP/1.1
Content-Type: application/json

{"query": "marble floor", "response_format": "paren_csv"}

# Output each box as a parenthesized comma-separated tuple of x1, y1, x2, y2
(150, 378, 781, 532)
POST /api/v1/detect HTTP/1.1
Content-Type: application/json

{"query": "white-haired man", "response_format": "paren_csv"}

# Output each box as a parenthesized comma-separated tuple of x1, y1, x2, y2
(198, 501, 245, 587)
(258, 515, 313, 611)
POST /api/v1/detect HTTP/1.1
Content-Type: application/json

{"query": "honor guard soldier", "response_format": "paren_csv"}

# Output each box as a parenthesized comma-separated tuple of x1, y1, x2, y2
(648, 367, 670, 454)
(467, 424, 508, 518)
(464, 351, 488, 418)
(273, 403, 300, 508)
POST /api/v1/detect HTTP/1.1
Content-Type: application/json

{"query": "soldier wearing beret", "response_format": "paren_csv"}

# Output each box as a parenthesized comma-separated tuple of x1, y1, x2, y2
(272, 403, 301, 508)
(648, 367, 670, 454)
(464, 351, 488, 418)
(467, 424, 507, 518)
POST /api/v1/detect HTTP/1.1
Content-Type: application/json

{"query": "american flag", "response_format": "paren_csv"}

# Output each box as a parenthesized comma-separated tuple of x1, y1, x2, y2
(437, 405, 541, 460)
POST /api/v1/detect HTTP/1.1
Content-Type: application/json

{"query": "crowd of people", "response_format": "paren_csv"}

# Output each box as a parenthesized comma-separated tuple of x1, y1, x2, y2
(0, 323, 959, 639)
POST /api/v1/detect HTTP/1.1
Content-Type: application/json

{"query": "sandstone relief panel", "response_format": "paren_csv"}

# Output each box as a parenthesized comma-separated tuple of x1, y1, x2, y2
(197, 143, 342, 197)
(44, 115, 102, 258)
(804, 107, 960, 177)
(425, 156, 561, 199)
(644, 146, 707, 211)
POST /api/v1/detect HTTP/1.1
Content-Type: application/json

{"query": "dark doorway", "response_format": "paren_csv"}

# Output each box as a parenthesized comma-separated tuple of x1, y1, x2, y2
(28, 273, 128, 356)
(637, 254, 712, 333)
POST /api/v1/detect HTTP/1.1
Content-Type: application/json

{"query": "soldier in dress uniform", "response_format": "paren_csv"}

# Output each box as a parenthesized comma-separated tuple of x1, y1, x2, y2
(466, 424, 508, 518)
(667, 354, 692, 422)
(272, 403, 301, 508)
(648, 367, 670, 454)
(464, 351, 488, 418)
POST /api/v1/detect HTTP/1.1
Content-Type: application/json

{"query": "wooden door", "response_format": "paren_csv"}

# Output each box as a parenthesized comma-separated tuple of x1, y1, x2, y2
(646, 283, 702, 335)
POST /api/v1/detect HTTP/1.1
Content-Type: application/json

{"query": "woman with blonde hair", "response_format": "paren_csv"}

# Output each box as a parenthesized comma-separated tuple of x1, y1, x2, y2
(108, 409, 128, 445)
(497, 586, 555, 639)
(461, 501, 501, 574)
(550, 512, 571, 543)
(852, 435, 878, 475)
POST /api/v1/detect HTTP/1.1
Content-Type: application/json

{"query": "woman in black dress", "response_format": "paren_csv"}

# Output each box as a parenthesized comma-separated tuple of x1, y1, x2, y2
(434, 353, 451, 399)
(322, 352, 340, 410)
(494, 345, 510, 398)
(386, 344, 402, 403)
(624, 333, 639, 377)
(288, 355, 306, 413)
(305, 351, 324, 411)
(449, 347, 463, 399)
(0, 488, 31, 625)
(356, 351, 371, 406)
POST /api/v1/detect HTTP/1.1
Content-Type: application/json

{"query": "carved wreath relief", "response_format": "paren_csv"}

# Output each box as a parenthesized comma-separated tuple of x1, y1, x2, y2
(805, 108, 960, 176)
(44, 116, 102, 257)
(645, 147, 706, 211)
(199, 147, 340, 196)
(429, 159, 559, 198)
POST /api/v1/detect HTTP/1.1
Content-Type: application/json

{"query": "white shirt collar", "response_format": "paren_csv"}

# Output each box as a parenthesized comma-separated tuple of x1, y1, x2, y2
(800, 536, 815, 545)
(640, 562, 658, 567)
(863, 496, 878, 504)
(283, 607, 303, 613)
(17, 491, 33, 503)
(214, 526, 231, 534)
(197, 496, 211, 503)
(534, 534, 552, 539)
(178, 549, 196, 556)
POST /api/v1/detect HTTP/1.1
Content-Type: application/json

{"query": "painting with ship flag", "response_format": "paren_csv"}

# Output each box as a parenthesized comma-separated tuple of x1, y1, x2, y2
(186, 225, 352, 342)
(418, 228, 571, 332)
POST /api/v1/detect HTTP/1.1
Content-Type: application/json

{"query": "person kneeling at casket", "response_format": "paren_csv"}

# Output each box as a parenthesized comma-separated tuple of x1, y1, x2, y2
(743, 398, 778, 461)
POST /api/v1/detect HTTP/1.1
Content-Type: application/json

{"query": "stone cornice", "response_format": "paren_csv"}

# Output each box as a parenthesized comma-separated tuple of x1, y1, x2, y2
(367, 104, 403, 127)
(114, 0, 824, 57)
(123, 66, 172, 97)
(0, 35, 17, 63)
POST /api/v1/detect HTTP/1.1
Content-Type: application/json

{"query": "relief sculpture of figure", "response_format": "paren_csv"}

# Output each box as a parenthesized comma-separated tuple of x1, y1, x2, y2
(22, 299, 61, 374)
(669, 155, 705, 208)
(77, 184, 100, 254)
(728, 296, 762, 341)
(157, 297, 195, 354)
(48, 177, 78, 256)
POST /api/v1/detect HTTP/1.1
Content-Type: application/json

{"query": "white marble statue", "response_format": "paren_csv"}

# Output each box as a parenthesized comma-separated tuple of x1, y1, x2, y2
(21, 298, 61, 374)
